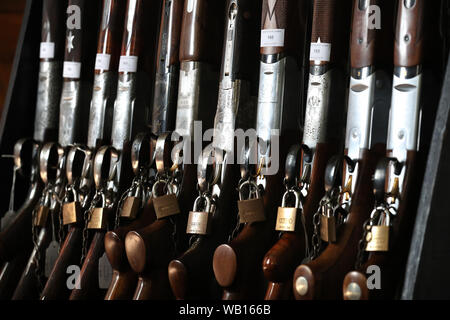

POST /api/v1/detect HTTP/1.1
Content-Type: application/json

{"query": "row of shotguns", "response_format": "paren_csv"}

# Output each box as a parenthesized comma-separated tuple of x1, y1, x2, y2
(0, 0, 443, 300)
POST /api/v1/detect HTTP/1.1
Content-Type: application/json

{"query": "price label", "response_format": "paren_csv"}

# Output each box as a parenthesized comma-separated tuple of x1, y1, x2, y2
(260, 29, 285, 47)
(95, 53, 111, 71)
(310, 42, 332, 62)
(40, 42, 55, 59)
(63, 61, 82, 79)
(119, 55, 138, 73)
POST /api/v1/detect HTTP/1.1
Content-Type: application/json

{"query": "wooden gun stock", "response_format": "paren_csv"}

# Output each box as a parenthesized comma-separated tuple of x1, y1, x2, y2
(40, 226, 83, 299)
(350, 0, 377, 69)
(293, 146, 384, 300)
(262, 143, 336, 300)
(168, 164, 239, 300)
(104, 198, 156, 300)
(69, 232, 106, 300)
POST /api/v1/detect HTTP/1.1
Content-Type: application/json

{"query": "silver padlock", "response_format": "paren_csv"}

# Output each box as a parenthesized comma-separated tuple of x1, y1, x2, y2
(238, 180, 265, 224)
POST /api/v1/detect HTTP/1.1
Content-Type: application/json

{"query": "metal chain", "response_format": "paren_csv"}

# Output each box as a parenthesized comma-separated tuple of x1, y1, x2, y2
(310, 205, 322, 260)
(80, 192, 101, 265)
(355, 216, 373, 270)
(31, 207, 44, 290)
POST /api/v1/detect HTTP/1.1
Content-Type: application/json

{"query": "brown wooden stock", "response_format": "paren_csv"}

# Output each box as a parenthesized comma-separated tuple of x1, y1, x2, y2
(394, 0, 424, 68)
(103, 198, 156, 300)
(12, 227, 51, 300)
(95, 0, 126, 73)
(0, 186, 40, 264)
(0, 252, 30, 300)
(260, 0, 289, 55)
(64, 0, 86, 64)
(350, 0, 377, 69)
(293, 146, 384, 300)
(133, 270, 174, 300)
(264, 281, 291, 300)
(40, 226, 83, 300)
(263, 143, 336, 300)
(159, 0, 184, 66)
(41, 0, 66, 61)
(69, 232, 106, 300)
(179, 0, 224, 63)
(120, 0, 144, 58)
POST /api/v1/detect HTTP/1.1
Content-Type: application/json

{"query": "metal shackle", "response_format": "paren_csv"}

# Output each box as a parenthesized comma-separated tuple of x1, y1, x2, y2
(281, 189, 302, 209)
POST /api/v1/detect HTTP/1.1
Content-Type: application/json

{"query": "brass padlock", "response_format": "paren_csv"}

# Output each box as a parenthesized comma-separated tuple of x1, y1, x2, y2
(62, 201, 81, 225)
(365, 225, 390, 252)
(87, 207, 109, 230)
(34, 205, 50, 227)
(121, 196, 141, 219)
(320, 214, 337, 242)
(153, 194, 180, 219)
(275, 190, 301, 232)
(186, 196, 213, 235)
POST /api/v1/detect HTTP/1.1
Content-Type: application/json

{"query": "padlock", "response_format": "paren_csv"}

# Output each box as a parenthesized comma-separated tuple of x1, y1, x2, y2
(87, 207, 109, 230)
(365, 225, 390, 252)
(121, 196, 142, 219)
(34, 205, 50, 227)
(153, 193, 180, 219)
(320, 214, 337, 242)
(186, 195, 213, 235)
(63, 201, 82, 225)
(238, 180, 265, 223)
(275, 190, 301, 232)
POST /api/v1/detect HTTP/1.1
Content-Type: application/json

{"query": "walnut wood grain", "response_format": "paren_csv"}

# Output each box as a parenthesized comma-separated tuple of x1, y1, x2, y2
(292, 146, 384, 300)
(394, 0, 424, 68)
(179, 0, 224, 63)
(260, 0, 289, 55)
(95, 0, 126, 73)
(104, 269, 138, 299)
(350, 0, 377, 69)
(132, 270, 174, 300)
(262, 143, 337, 300)
(41, 0, 66, 61)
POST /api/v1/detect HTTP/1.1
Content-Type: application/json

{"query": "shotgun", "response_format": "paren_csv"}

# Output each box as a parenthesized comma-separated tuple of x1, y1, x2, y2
(343, 0, 426, 300)
(69, 0, 158, 300)
(262, 0, 351, 300)
(124, 0, 224, 300)
(212, 0, 307, 300)
(104, 0, 184, 300)
(40, 0, 126, 300)
(168, 0, 261, 300)
(0, 0, 66, 299)
(292, 0, 392, 300)
(12, 0, 100, 300)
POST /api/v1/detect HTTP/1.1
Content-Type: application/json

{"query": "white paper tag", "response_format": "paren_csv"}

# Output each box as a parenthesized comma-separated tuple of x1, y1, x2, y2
(63, 61, 82, 79)
(260, 29, 285, 47)
(40, 42, 55, 59)
(95, 53, 111, 71)
(45, 241, 60, 277)
(310, 42, 332, 62)
(98, 253, 113, 289)
(119, 55, 138, 73)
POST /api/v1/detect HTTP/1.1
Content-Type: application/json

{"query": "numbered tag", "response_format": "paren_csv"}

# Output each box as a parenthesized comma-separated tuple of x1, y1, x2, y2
(44, 241, 60, 277)
(63, 61, 82, 79)
(95, 53, 111, 71)
(119, 55, 138, 73)
(186, 211, 212, 235)
(238, 199, 266, 224)
(310, 41, 332, 62)
(153, 194, 180, 219)
(365, 226, 390, 252)
(260, 29, 285, 47)
(275, 207, 298, 232)
(98, 253, 113, 289)
(1, 210, 16, 231)
(40, 42, 55, 59)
